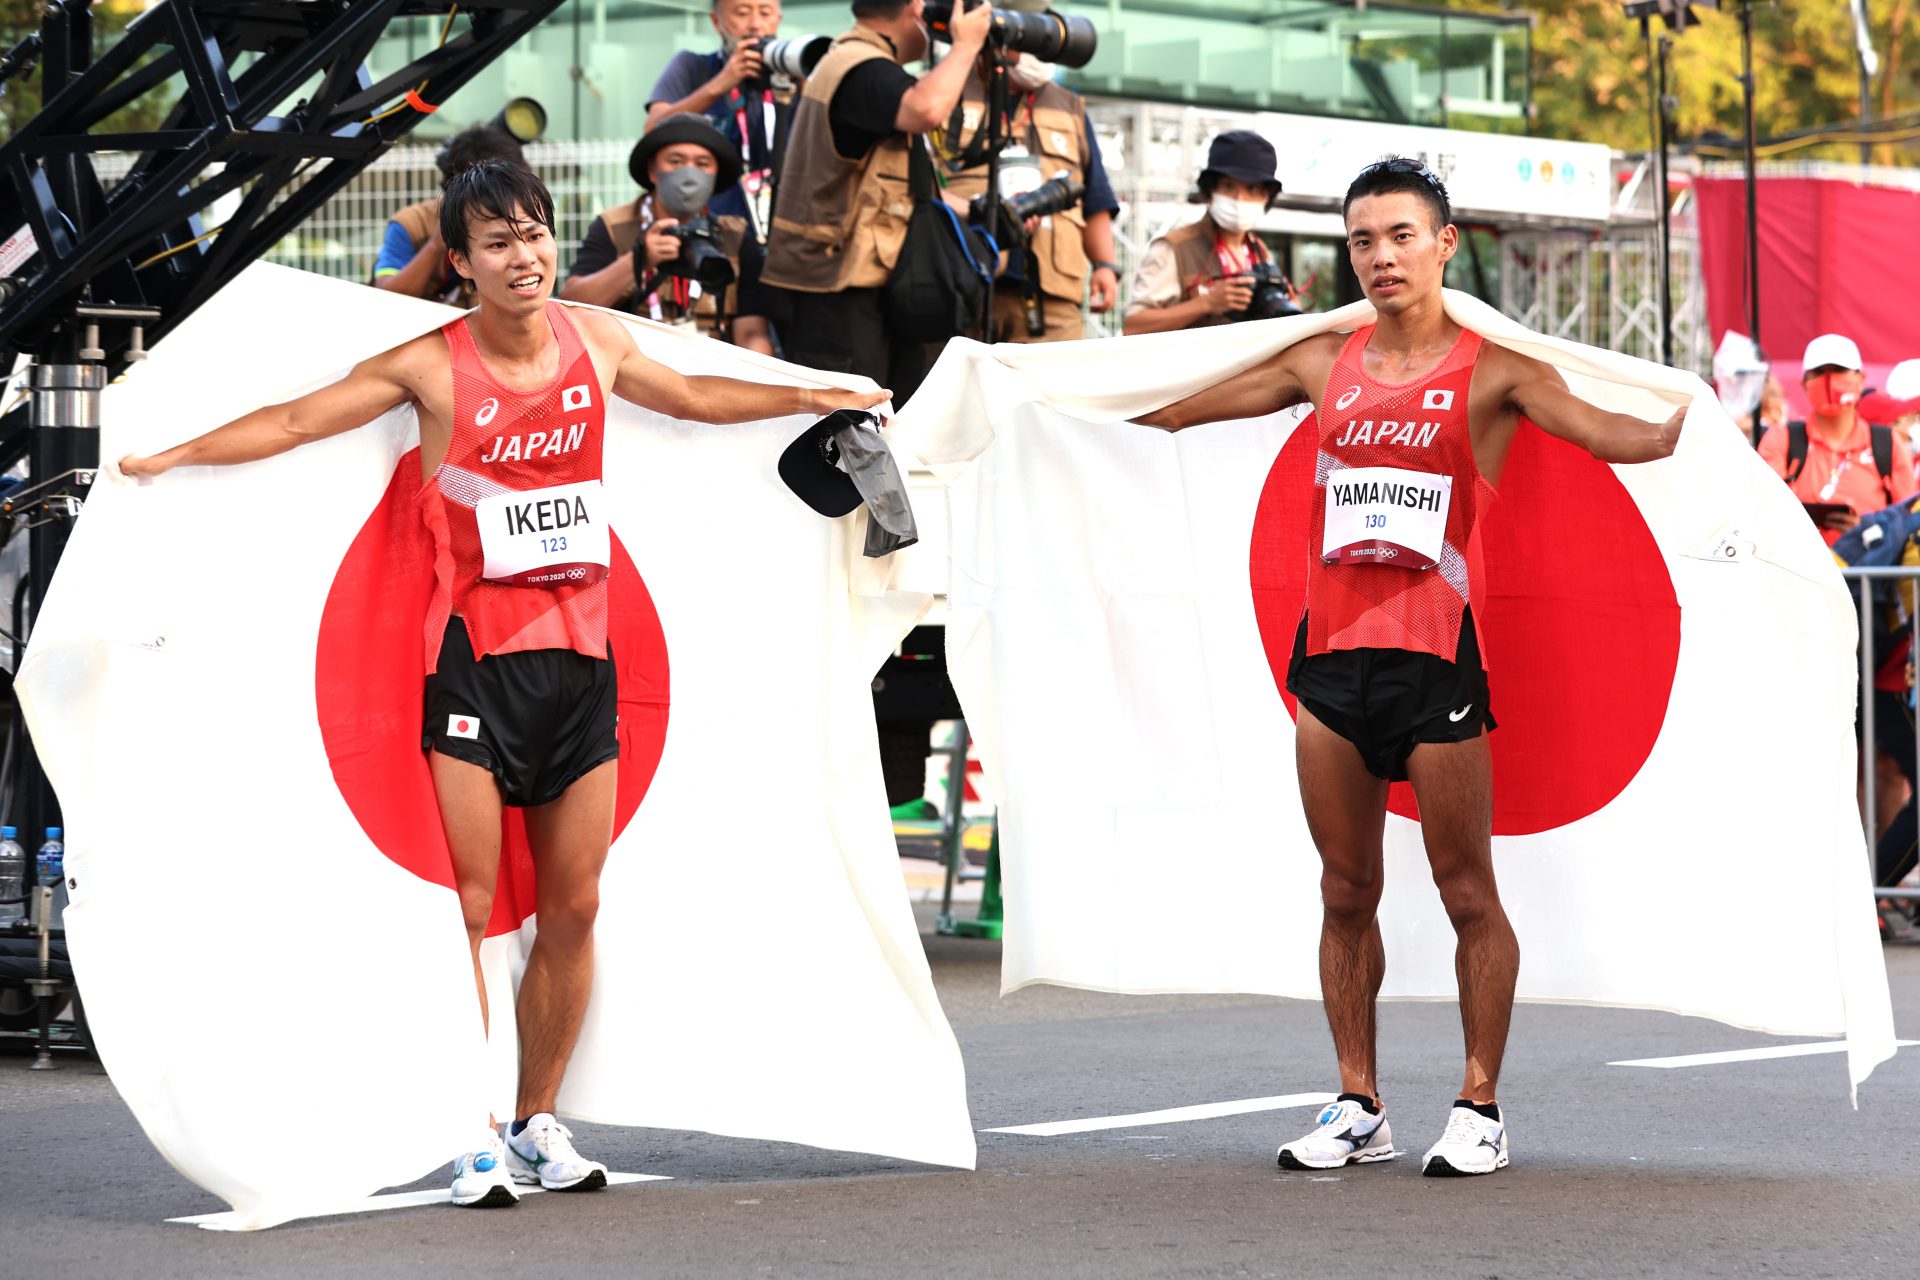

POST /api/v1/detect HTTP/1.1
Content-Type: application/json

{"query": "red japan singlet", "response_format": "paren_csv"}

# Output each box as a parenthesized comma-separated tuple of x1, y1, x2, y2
(1304, 324, 1493, 665)
(419, 303, 609, 670)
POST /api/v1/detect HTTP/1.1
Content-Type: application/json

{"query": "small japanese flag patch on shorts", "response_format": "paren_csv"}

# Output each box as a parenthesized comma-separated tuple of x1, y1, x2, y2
(447, 714, 482, 740)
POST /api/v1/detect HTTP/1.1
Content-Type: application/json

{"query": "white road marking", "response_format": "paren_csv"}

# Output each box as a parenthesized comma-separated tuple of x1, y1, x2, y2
(167, 1171, 668, 1230)
(1609, 1040, 1917, 1069)
(983, 1092, 1337, 1137)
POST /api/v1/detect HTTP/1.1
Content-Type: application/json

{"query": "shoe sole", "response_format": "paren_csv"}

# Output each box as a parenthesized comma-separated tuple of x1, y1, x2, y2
(1421, 1151, 1510, 1178)
(510, 1167, 609, 1193)
(451, 1183, 520, 1208)
(1277, 1146, 1397, 1171)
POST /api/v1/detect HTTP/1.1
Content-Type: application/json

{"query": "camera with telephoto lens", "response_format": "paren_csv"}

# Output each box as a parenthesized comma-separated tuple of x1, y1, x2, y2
(1228, 261, 1302, 322)
(742, 34, 831, 93)
(968, 174, 1085, 235)
(635, 218, 737, 294)
(923, 1, 1099, 69)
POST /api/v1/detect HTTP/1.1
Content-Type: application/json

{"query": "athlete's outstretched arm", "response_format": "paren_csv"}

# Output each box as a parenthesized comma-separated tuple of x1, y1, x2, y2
(1135, 345, 1317, 432)
(119, 350, 416, 478)
(1508, 361, 1683, 464)
(601, 318, 887, 423)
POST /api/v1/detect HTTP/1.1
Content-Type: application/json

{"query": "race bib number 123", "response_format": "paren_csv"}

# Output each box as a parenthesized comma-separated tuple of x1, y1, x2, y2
(476, 480, 611, 587)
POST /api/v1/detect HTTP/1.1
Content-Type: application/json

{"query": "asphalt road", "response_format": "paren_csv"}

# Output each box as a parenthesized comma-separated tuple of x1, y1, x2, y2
(5, 911, 1916, 1279)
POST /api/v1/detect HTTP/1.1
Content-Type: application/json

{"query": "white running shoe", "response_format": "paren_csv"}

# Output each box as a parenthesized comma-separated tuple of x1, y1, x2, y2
(504, 1113, 609, 1192)
(1422, 1102, 1509, 1177)
(450, 1132, 521, 1208)
(1278, 1095, 1396, 1170)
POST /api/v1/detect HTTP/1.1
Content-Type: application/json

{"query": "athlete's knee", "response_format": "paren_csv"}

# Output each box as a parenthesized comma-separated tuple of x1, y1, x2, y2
(1430, 859, 1499, 929)
(540, 879, 601, 939)
(458, 881, 496, 941)
(1321, 862, 1383, 926)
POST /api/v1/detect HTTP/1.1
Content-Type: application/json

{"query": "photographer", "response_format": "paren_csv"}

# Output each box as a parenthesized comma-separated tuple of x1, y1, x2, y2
(371, 122, 529, 305)
(561, 115, 773, 354)
(1123, 130, 1298, 336)
(646, 1, 794, 242)
(939, 1, 1119, 343)
(762, 0, 994, 398)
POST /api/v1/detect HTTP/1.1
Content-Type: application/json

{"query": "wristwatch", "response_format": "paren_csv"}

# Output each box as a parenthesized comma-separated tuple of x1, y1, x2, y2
(1092, 260, 1120, 275)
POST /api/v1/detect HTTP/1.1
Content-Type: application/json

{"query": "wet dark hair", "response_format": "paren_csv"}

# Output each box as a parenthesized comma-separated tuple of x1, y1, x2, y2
(440, 160, 556, 257)
(1342, 157, 1453, 231)
(434, 123, 527, 184)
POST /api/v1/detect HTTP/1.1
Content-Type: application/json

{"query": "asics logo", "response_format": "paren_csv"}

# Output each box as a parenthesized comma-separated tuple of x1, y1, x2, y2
(1335, 385, 1362, 411)
(475, 397, 500, 428)
(1449, 704, 1473, 723)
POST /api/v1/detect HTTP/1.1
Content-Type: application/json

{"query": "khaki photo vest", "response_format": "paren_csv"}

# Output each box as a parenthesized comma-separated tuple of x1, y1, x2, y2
(1161, 214, 1271, 330)
(941, 77, 1091, 304)
(600, 196, 750, 339)
(761, 26, 916, 294)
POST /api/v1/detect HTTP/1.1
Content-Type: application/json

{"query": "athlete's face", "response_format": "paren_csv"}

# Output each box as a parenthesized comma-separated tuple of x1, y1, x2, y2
(450, 204, 558, 313)
(1344, 192, 1456, 316)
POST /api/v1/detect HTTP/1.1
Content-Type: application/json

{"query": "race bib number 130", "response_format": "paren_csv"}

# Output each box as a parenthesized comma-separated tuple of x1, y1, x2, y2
(476, 480, 610, 587)
(1322, 466, 1452, 570)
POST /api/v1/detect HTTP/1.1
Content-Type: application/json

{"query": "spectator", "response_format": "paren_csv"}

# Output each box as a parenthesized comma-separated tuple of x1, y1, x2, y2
(1123, 130, 1295, 336)
(937, 3, 1120, 343)
(1757, 333, 1919, 546)
(1758, 371, 1790, 438)
(761, 0, 994, 402)
(645, 0, 791, 242)
(371, 123, 527, 305)
(1860, 358, 1920, 454)
(561, 115, 774, 355)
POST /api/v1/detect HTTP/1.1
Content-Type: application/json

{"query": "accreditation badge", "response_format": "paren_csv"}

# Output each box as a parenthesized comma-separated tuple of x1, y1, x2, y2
(1321, 466, 1452, 570)
(476, 480, 611, 587)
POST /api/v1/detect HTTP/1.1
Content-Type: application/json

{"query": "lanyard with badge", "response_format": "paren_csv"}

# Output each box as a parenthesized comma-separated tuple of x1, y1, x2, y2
(730, 90, 779, 244)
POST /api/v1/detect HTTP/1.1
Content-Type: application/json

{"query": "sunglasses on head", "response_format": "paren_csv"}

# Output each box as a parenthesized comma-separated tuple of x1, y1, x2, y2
(1357, 157, 1449, 197)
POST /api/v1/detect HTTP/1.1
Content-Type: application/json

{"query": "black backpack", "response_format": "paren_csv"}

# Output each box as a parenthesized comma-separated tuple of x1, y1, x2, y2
(883, 138, 996, 344)
(1783, 419, 1898, 506)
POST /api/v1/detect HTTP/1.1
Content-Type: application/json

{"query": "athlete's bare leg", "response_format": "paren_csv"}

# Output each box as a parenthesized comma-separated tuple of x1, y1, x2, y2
(1402, 734, 1518, 1104)
(432, 749, 508, 1033)
(1295, 707, 1391, 1104)
(513, 758, 618, 1120)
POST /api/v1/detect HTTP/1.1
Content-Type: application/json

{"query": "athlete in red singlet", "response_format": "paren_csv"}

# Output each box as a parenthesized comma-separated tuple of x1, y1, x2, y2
(120, 161, 886, 1207)
(1141, 159, 1684, 1178)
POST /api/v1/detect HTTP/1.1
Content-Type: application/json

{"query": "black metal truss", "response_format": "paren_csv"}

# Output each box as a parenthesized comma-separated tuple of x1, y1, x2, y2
(0, 0, 564, 374)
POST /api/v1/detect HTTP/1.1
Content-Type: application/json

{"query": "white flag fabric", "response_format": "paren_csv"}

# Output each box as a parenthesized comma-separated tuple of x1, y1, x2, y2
(16, 263, 973, 1230)
(895, 289, 1897, 1098)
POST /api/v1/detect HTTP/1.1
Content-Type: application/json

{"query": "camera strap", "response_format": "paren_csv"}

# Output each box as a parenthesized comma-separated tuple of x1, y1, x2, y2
(728, 88, 780, 243)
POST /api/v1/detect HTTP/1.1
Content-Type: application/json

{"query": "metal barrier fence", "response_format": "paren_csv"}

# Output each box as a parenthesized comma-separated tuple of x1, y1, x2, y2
(1845, 564, 1920, 902)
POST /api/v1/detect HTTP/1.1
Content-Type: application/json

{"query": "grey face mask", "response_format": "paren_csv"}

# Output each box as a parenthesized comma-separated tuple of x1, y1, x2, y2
(657, 166, 716, 220)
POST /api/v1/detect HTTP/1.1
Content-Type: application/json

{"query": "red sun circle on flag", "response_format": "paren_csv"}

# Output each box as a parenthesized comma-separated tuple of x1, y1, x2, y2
(1249, 414, 1681, 836)
(315, 451, 670, 935)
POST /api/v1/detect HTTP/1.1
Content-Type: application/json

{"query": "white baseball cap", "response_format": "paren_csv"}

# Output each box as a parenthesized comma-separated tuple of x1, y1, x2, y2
(1887, 359, 1920, 401)
(1802, 333, 1863, 373)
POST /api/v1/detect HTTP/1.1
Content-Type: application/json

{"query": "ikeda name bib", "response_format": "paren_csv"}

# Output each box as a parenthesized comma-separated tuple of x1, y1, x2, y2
(476, 480, 611, 587)
(1321, 466, 1453, 570)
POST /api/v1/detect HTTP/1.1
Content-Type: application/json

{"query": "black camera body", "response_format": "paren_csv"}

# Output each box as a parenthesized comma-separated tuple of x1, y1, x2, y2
(636, 217, 737, 296)
(923, 1, 1099, 69)
(1229, 262, 1302, 323)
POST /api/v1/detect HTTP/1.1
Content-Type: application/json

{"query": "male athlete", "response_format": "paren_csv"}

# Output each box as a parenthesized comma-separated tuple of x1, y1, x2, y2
(1140, 158, 1683, 1176)
(120, 161, 886, 1206)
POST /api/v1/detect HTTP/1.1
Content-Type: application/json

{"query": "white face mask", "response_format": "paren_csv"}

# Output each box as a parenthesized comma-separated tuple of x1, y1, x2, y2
(1009, 53, 1053, 92)
(1209, 193, 1264, 234)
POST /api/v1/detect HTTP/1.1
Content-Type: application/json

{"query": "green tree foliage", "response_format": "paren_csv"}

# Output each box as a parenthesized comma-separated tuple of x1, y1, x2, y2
(1449, 1, 1920, 162)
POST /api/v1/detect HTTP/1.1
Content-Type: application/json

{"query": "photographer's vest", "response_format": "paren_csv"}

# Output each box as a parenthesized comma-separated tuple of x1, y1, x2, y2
(598, 196, 749, 339)
(388, 198, 474, 308)
(1159, 215, 1271, 330)
(942, 78, 1091, 304)
(761, 27, 915, 294)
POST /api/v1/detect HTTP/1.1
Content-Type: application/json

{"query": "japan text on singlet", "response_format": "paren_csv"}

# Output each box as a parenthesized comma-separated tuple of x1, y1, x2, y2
(418, 303, 609, 670)
(1305, 324, 1493, 665)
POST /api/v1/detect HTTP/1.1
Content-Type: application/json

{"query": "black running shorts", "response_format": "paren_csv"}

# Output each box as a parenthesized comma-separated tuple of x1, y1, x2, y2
(1285, 609, 1496, 782)
(422, 617, 619, 808)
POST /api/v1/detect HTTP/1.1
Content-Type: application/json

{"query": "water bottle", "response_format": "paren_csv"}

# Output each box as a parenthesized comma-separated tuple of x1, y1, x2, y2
(0, 826, 24, 928)
(36, 827, 64, 928)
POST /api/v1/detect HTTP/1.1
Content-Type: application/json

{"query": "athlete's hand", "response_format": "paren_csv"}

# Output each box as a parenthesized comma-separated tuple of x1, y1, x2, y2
(1655, 405, 1684, 458)
(642, 219, 682, 271)
(1201, 275, 1254, 316)
(806, 386, 892, 417)
(117, 453, 169, 480)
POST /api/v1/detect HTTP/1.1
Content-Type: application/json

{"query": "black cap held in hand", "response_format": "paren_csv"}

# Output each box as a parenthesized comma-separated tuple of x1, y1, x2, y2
(779, 410, 870, 518)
